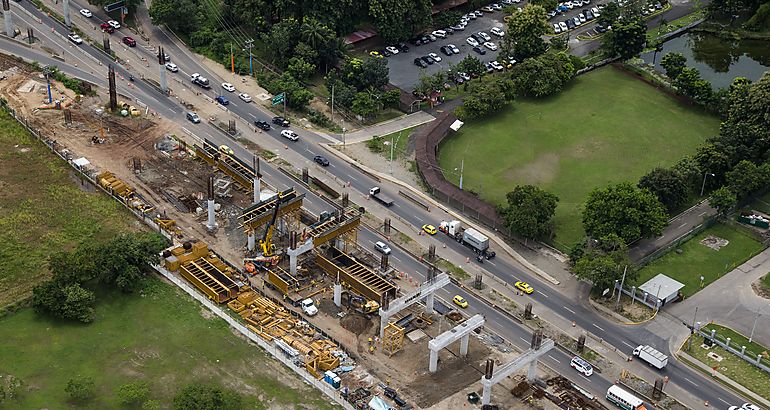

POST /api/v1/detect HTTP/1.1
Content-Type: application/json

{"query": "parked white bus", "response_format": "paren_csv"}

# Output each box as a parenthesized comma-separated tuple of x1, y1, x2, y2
(606, 385, 647, 410)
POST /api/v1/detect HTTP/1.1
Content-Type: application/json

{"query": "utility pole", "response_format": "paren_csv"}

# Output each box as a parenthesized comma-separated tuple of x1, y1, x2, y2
(459, 159, 464, 190)
(615, 266, 627, 311)
(244, 39, 254, 76)
(700, 172, 715, 196)
(390, 131, 402, 175)
(687, 306, 699, 351)
(230, 44, 234, 74)
(330, 82, 335, 123)
(283, 92, 287, 118)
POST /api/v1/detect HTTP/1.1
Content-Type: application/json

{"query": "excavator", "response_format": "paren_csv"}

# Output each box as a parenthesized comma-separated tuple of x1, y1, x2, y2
(260, 201, 281, 257)
(342, 292, 380, 315)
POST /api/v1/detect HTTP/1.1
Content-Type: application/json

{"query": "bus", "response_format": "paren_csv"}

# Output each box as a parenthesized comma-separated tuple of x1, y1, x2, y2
(606, 385, 647, 410)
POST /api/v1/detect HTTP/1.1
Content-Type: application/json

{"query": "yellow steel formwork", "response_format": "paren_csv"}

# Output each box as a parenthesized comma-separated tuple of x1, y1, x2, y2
(315, 247, 397, 304)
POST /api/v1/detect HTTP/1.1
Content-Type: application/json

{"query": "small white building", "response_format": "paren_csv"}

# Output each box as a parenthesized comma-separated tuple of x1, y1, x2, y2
(638, 274, 685, 306)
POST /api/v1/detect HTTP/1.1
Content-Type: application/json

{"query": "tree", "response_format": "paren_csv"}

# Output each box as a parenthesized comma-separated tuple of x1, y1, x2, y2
(530, 0, 558, 12)
(433, 10, 462, 29)
(286, 57, 316, 82)
(65, 376, 96, 402)
(673, 156, 703, 193)
(510, 52, 575, 97)
(582, 182, 669, 244)
(117, 381, 149, 406)
(501, 185, 559, 240)
(502, 4, 549, 60)
(294, 42, 320, 66)
(456, 55, 485, 76)
(415, 71, 446, 96)
(718, 72, 770, 165)
(569, 234, 633, 289)
(143, 400, 161, 410)
(694, 143, 732, 188)
(260, 18, 300, 67)
(95, 233, 167, 293)
(454, 76, 516, 119)
(603, 18, 646, 60)
(61, 284, 96, 323)
(709, 186, 737, 216)
(726, 160, 769, 198)
(369, 0, 432, 43)
(351, 91, 378, 119)
(597, 1, 620, 28)
(660, 52, 687, 79)
(638, 167, 689, 213)
(381, 89, 401, 108)
(173, 384, 243, 410)
(149, 0, 199, 35)
(300, 17, 334, 49)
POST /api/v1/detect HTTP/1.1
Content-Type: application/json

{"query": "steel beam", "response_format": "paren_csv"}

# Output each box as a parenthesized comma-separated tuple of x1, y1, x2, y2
(480, 339, 554, 405)
(379, 273, 450, 337)
(427, 314, 485, 372)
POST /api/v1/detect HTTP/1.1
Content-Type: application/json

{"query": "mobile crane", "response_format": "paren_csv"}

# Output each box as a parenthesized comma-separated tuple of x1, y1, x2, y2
(260, 201, 281, 257)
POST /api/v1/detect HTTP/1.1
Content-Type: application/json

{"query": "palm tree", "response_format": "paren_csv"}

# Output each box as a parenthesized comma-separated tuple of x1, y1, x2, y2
(320, 37, 350, 72)
(301, 17, 333, 49)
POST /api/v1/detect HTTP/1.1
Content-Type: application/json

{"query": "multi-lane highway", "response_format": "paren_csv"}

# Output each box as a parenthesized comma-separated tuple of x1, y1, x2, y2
(1, 2, 752, 408)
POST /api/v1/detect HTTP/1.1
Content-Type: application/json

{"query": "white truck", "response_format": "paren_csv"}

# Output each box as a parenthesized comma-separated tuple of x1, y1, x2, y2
(438, 220, 496, 260)
(369, 187, 394, 207)
(190, 73, 211, 89)
(300, 298, 318, 316)
(633, 345, 668, 369)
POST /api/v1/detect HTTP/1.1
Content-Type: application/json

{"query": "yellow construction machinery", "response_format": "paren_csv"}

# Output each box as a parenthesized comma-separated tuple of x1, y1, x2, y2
(260, 200, 280, 256)
(344, 293, 380, 315)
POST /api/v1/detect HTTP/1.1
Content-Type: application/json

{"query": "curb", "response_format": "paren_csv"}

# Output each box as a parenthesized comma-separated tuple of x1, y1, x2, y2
(319, 143, 561, 286)
(589, 298, 658, 326)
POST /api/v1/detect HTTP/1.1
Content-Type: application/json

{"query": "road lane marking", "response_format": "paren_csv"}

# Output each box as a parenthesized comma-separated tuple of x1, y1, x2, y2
(564, 306, 576, 314)
(537, 291, 549, 298)
(519, 337, 529, 344)
(622, 341, 635, 349)
(487, 260, 496, 266)
(678, 222, 687, 228)
(548, 355, 560, 363)
(391, 254, 402, 263)
(699, 212, 707, 216)
(592, 323, 605, 332)
(684, 377, 698, 386)
(718, 398, 730, 406)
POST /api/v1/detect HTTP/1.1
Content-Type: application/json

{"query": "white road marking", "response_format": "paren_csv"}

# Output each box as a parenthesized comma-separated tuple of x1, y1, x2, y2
(391, 254, 402, 263)
(684, 377, 698, 386)
(622, 341, 635, 349)
(564, 306, 576, 314)
(548, 355, 561, 363)
(519, 337, 529, 344)
(537, 291, 549, 298)
(592, 323, 605, 332)
(699, 212, 707, 216)
(718, 398, 730, 406)
(487, 260, 497, 266)
(678, 222, 687, 228)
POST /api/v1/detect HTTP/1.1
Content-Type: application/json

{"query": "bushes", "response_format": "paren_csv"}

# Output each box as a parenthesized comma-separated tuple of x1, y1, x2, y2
(510, 52, 576, 97)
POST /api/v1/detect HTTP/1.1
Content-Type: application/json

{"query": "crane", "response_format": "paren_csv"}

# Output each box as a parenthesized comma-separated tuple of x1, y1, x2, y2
(260, 200, 281, 256)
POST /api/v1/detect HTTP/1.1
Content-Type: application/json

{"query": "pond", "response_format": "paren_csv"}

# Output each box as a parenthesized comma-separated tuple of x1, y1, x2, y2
(641, 31, 770, 89)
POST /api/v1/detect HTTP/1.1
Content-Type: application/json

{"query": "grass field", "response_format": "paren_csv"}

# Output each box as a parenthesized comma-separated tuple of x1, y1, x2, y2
(763, 273, 770, 292)
(368, 126, 417, 160)
(635, 223, 763, 296)
(0, 110, 135, 308)
(0, 277, 336, 409)
(437, 65, 721, 249)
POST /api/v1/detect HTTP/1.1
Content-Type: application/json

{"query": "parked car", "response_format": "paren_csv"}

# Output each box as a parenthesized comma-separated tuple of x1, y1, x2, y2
(107, 20, 121, 29)
(428, 34, 437, 42)
(432, 30, 447, 39)
(440, 46, 453, 56)
(164, 62, 178, 72)
(477, 31, 491, 41)
(272, 116, 290, 127)
(79, 8, 92, 18)
(466, 37, 479, 47)
(428, 52, 442, 62)
(414, 57, 428, 68)
(369, 51, 383, 58)
(451, 24, 465, 31)
(374, 241, 392, 255)
(459, 72, 471, 81)
(186, 111, 200, 123)
(313, 155, 330, 166)
(491, 3, 503, 10)
(280, 129, 299, 141)
(490, 61, 504, 71)
(571, 17, 580, 27)
(100, 23, 114, 33)
(585, 10, 594, 20)
(559, 21, 568, 31)
(578, 13, 586, 23)
(472, 46, 486, 55)
(238, 93, 252, 102)
(490, 27, 505, 37)
(122, 36, 136, 47)
(481, 5, 494, 12)
(68, 33, 83, 45)
(215, 95, 229, 106)
(397, 42, 409, 52)
(421, 55, 435, 65)
(385, 46, 400, 55)
(254, 120, 270, 130)
(485, 62, 494, 73)
(553, 23, 562, 34)
(483, 41, 498, 51)
(449, 44, 460, 54)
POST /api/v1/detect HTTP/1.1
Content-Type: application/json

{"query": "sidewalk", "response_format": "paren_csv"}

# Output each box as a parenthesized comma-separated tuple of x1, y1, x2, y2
(629, 199, 715, 262)
(342, 111, 436, 144)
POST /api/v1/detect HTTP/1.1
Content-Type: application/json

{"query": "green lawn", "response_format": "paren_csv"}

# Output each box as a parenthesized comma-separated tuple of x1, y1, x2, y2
(368, 126, 417, 160)
(763, 273, 770, 292)
(703, 323, 770, 361)
(0, 277, 337, 409)
(0, 110, 134, 308)
(635, 223, 763, 297)
(437, 65, 721, 249)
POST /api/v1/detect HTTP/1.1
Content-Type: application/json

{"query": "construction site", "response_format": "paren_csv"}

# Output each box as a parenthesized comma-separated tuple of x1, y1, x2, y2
(0, 56, 615, 410)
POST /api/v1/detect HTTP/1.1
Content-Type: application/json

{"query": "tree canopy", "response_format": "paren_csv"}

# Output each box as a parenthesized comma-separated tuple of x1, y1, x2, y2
(501, 185, 559, 240)
(502, 4, 550, 60)
(638, 167, 689, 213)
(510, 52, 576, 97)
(173, 384, 243, 410)
(582, 183, 669, 244)
(602, 18, 646, 60)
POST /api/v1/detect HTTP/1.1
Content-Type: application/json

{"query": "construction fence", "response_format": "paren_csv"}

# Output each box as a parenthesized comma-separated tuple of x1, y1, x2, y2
(697, 327, 770, 376)
(0, 103, 177, 243)
(154, 264, 356, 410)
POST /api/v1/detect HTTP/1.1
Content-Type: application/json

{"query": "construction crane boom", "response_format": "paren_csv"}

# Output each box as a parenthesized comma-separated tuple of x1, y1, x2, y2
(260, 200, 281, 256)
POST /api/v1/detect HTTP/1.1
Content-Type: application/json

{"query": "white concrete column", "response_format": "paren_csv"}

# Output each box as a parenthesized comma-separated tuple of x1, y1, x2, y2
(4, 10, 12, 37)
(206, 199, 216, 231)
(481, 382, 492, 405)
(379, 314, 389, 338)
(429, 349, 439, 373)
(527, 360, 538, 381)
(289, 251, 297, 275)
(460, 334, 470, 356)
(425, 293, 435, 314)
(62, 0, 71, 26)
(159, 65, 168, 92)
(247, 233, 255, 251)
(253, 177, 260, 203)
(333, 283, 342, 307)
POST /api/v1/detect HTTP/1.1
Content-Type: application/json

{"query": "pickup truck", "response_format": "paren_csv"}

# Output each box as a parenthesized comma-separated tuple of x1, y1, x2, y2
(369, 187, 394, 207)
(300, 298, 318, 316)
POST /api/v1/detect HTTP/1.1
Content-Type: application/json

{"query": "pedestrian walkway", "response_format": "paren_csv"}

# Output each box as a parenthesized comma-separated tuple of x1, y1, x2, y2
(629, 200, 715, 262)
(341, 111, 435, 144)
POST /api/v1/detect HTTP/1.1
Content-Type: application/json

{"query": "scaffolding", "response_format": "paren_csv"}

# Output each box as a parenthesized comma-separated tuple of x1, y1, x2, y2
(382, 322, 405, 357)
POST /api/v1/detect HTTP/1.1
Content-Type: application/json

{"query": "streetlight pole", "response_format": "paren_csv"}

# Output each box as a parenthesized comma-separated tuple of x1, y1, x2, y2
(615, 266, 627, 311)
(390, 131, 402, 175)
(459, 159, 464, 190)
(687, 306, 699, 351)
(342, 125, 346, 148)
(244, 40, 254, 76)
(748, 305, 767, 343)
(700, 172, 715, 197)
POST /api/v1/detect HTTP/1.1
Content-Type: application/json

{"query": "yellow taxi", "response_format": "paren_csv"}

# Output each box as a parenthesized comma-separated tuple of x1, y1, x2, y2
(515, 281, 534, 294)
(218, 145, 234, 156)
(453, 295, 469, 308)
(369, 51, 383, 58)
(422, 224, 437, 235)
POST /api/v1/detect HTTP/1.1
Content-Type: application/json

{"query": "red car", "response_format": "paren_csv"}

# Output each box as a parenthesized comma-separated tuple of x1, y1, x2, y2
(100, 23, 114, 33)
(122, 36, 136, 47)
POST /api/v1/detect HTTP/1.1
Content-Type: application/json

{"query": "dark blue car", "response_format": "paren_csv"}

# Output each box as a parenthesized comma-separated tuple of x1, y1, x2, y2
(215, 95, 229, 106)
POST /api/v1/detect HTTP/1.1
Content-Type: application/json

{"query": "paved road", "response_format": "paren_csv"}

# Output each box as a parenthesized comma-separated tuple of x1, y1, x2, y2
(629, 200, 716, 262)
(1, 2, 752, 407)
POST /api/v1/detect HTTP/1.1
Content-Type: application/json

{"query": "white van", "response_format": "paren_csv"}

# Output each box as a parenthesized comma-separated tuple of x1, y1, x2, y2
(570, 356, 593, 377)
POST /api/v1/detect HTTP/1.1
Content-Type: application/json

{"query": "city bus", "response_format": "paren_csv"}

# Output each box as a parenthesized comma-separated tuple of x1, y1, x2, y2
(606, 385, 647, 410)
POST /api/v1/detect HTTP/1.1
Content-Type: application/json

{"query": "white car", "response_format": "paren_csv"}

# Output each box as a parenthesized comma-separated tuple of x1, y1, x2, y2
(490, 61, 504, 71)
(483, 41, 498, 51)
(573, 16, 582, 26)
(578, 13, 587, 23)
(448, 44, 460, 54)
(477, 31, 491, 41)
(280, 129, 299, 141)
(68, 33, 83, 44)
(466, 37, 479, 47)
(79, 9, 92, 18)
(491, 3, 503, 10)
(591, 6, 600, 16)
(431, 30, 447, 39)
(553, 23, 562, 33)
(385, 46, 399, 55)
(374, 241, 392, 255)
(300, 298, 318, 316)
(107, 20, 121, 29)
(238, 93, 252, 103)
(221, 82, 235, 92)
(559, 21, 568, 31)
(428, 52, 442, 62)
(164, 62, 178, 72)
(490, 27, 505, 37)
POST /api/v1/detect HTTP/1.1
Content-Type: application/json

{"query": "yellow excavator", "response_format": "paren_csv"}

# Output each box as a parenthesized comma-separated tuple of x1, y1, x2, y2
(259, 201, 280, 257)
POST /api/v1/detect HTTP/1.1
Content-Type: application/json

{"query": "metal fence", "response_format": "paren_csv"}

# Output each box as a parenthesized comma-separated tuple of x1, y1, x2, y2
(635, 215, 718, 267)
(697, 328, 770, 375)
(154, 264, 356, 410)
(613, 283, 661, 310)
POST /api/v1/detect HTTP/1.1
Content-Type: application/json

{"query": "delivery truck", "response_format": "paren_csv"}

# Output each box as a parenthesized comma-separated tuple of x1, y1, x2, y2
(438, 220, 496, 260)
(369, 187, 394, 207)
(633, 345, 668, 369)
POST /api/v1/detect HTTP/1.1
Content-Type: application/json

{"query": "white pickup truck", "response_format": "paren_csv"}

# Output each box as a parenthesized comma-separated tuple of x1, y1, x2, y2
(300, 298, 318, 316)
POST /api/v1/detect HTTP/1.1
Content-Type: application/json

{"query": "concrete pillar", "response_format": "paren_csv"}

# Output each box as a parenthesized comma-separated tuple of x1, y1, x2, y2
(460, 334, 470, 356)
(247, 233, 255, 251)
(429, 349, 439, 373)
(253, 177, 260, 203)
(527, 360, 538, 381)
(159, 65, 168, 92)
(206, 199, 216, 231)
(481, 382, 492, 405)
(725, 337, 731, 349)
(62, 0, 71, 26)
(425, 293, 435, 314)
(289, 252, 297, 275)
(379, 314, 389, 338)
(3, 9, 12, 38)
(333, 283, 342, 307)
(741, 346, 746, 355)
